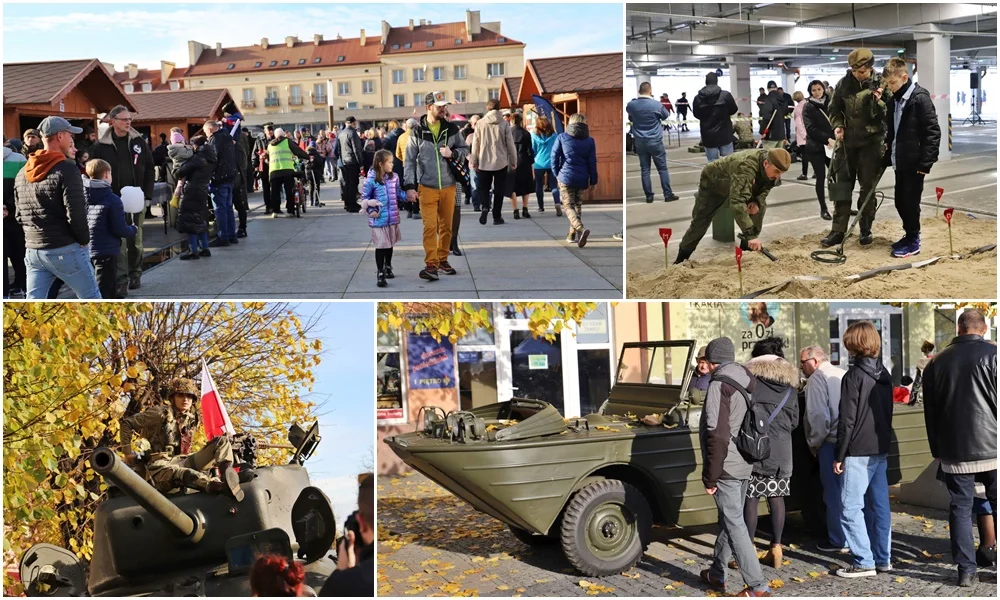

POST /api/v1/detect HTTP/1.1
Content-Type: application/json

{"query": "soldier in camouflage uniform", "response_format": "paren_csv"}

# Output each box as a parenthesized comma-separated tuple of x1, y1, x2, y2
(120, 377, 244, 501)
(820, 48, 887, 248)
(674, 148, 791, 264)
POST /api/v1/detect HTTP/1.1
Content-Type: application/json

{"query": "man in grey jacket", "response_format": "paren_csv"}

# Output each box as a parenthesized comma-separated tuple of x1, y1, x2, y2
(698, 337, 771, 597)
(404, 92, 469, 282)
(338, 117, 364, 212)
(470, 98, 516, 225)
(800, 345, 850, 554)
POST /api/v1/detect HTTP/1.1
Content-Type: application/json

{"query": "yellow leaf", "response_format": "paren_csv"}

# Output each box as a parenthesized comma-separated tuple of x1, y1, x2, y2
(683, 559, 697, 565)
(791, 577, 805, 583)
(769, 579, 784, 589)
(125, 345, 139, 360)
(578, 580, 593, 588)
(808, 571, 821, 578)
(894, 576, 905, 583)
(496, 585, 509, 591)
(664, 585, 675, 591)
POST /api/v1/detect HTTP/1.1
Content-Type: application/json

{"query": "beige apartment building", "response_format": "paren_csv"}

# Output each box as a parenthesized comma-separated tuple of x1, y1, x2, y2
(180, 10, 524, 128)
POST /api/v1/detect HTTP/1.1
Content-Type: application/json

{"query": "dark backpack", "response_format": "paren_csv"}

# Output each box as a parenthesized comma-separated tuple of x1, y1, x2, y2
(713, 372, 772, 463)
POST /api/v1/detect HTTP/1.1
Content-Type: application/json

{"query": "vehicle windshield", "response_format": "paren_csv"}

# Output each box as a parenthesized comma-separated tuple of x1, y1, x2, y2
(616, 344, 689, 387)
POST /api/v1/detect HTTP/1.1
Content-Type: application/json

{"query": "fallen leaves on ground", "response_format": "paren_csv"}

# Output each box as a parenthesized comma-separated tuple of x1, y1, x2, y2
(808, 571, 822, 578)
(894, 576, 906, 583)
(790, 577, 805, 583)
(578, 580, 616, 595)
(769, 579, 785, 589)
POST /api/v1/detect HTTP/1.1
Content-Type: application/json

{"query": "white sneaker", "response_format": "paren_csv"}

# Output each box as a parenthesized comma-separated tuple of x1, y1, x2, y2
(836, 566, 876, 578)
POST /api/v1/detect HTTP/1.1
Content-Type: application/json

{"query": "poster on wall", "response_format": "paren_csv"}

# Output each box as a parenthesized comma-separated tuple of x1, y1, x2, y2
(377, 352, 405, 424)
(686, 302, 795, 362)
(407, 332, 456, 389)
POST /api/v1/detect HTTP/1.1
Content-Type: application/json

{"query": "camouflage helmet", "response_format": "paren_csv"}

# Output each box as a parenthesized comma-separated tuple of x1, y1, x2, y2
(167, 377, 198, 399)
(848, 48, 875, 69)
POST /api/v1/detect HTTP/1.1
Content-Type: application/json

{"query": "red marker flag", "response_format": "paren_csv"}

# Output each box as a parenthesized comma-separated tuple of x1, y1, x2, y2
(735, 246, 744, 270)
(659, 228, 672, 246)
(935, 187, 944, 202)
(943, 207, 954, 224)
(201, 359, 235, 440)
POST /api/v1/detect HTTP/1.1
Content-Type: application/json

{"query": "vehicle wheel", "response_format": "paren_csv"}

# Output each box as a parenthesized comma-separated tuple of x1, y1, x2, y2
(560, 479, 652, 577)
(509, 524, 558, 546)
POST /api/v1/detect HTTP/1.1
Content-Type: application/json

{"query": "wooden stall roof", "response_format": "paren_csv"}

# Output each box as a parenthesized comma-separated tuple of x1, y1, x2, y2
(516, 52, 623, 105)
(128, 89, 234, 122)
(498, 76, 522, 108)
(3, 58, 135, 110)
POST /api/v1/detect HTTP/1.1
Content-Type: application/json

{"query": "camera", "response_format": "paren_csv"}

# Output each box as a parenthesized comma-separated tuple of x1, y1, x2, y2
(334, 510, 369, 563)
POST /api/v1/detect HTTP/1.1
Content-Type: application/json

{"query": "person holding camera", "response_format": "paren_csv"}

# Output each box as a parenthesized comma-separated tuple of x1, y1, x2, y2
(319, 473, 374, 597)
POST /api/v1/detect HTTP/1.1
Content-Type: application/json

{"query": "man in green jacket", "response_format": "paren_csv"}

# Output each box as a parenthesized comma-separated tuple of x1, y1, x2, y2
(675, 148, 790, 264)
(820, 48, 887, 248)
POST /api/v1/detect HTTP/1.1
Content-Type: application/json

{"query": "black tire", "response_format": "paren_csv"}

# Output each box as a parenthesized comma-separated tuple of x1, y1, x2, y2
(509, 524, 558, 546)
(560, 479, 652, 577)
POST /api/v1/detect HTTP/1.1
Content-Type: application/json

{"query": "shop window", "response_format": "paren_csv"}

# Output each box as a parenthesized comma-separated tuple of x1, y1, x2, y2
(510, 331, 563, 412)
(578, 349, 611, 417)
(458, 351, 498, 410)
(377, 352, 405, 424)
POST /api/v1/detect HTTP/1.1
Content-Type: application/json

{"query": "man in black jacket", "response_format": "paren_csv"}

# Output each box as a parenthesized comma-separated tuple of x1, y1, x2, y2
(253, 123, 275, 213)
(152, 133, 169, 182)
(881, 57, 941, 259)
(338, 117, 364, 212)
(204, 121, 239, 247)
(89, 105, 154, 296)
(692, 73, 738, 163)
(675, 92, 690, 132)
(777, 87, 794, 141)
(319, 474, 374, 597)
(759, 82, 789, 187)
(14, 116, 100, 298)
(922, 309, 997, 587)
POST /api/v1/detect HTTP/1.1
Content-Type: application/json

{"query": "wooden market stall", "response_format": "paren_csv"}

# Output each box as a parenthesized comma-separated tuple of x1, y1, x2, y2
(127, 88, 236, 141)
(498, 76, 522, 109)
(515, 52, 623, 203)
(3, 59, 134, 140)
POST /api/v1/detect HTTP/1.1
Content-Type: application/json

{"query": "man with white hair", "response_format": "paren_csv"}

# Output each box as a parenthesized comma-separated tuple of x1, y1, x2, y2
(800, 344, 849, 554)
(203, 120, 239, 246)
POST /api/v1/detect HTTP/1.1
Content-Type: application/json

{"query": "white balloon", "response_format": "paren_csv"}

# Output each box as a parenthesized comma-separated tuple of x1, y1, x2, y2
(120, 186, 145, 213)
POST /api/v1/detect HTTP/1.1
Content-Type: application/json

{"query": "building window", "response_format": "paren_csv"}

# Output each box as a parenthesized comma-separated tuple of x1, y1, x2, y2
(455, 38, 462, 45)
(498, 36, 506, 43)
(453, 65, 467, 80)
(362, 80, 375, 94)
(313, 83, 326, 102)
(412, 68, 425, 82)
(393, 94, 406, 107)
(488, 88, 500, 100)
(338, 82, 350, 96)
(377, 329, 405, 425)
(226, 63, 235, 70)
(242, 88, 254, 101)
(281, 60, 289, 66)
(392, 69, 405, 84)
(404, 42, 412, 49)
(391, 44, 399, 50)
(265, 87, 279, 107)
(346, 101, 359, 109)
(254, 61, 262, 68)
(289, 84, 303, 105)
(426, 41, 434, 47)
(433, 67, 446, 81)
(169, 80, 179, 90)
(487, 63, 505, 77)
(337, 56, 346, 62)
(413, 93, 423, 107)
(454, 90, 467, 103)
(123, 83, 134, 93)
(298, 58, 306, 65)
(269, 60, 278, 67)
(141, 82, 152, 92)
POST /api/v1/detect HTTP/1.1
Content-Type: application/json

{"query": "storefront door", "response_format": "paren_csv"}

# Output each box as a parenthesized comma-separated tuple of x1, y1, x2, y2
(831, 306, 904, 384)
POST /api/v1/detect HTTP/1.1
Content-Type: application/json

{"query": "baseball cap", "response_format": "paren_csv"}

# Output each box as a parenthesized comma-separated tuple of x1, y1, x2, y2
(38, 117, 82, 137)
(696, 345, 707, 360)
(424, 91, 449, 106)
(23, 128, 41, 140)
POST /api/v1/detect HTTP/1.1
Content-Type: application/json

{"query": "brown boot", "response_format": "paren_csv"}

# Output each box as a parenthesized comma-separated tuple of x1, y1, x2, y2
(760, 544, 783, 569)
(217, 461, 244, 502)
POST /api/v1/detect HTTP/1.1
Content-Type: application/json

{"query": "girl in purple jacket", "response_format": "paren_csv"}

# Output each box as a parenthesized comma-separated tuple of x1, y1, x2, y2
(360, 149, 405, 287)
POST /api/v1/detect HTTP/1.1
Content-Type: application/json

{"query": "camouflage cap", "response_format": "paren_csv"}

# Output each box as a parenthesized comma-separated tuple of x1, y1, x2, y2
(767, 148, 792, 172)
(848, 48, 875, 69)
(167, 377, 198, 398)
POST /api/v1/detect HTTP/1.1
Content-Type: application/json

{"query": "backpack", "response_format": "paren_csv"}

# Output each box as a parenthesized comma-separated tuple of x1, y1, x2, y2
(712, 371, 789, 463)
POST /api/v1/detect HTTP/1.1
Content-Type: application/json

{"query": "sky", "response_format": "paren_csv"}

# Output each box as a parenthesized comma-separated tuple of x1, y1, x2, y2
(287, 302, 374, 531)
(2, 3, 623, 69)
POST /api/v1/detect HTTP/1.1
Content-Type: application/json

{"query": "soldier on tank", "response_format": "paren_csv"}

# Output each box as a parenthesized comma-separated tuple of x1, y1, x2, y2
(820, 48, 887, 248)
(119, 377, 244, 501)
(674, 148, 791, 264)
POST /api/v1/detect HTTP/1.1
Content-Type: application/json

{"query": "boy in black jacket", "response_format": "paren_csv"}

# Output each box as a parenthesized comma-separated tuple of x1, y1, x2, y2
(881, 57, 941, 258)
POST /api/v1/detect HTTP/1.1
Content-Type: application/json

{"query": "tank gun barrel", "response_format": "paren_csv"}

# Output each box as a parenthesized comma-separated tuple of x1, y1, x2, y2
(90, 447, 197, 539)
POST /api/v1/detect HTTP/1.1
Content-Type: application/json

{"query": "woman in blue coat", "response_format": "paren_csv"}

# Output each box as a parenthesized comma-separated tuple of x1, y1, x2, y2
(551, 113, 598, 248)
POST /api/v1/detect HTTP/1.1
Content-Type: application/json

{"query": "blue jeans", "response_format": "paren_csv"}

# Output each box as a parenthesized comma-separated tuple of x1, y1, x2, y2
(634, 137, 673, 199)
(25, 244, 101, 299)
(213, 183, 236, 241)
(840, 454, 892, 568)
(187, 232, 209, 252)
(818, 442, 848, 548)
(533, 167, 560, 210)
(705, 142, 735, 163)
(470, 169, 480, 210)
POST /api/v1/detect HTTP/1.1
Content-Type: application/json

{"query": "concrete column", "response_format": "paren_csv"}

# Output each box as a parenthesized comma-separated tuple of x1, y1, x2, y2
(633, 74, 652, 96)
(915, 26, 952, 161)
(783, 72, 798, 96)
(729, 62, 753, 116)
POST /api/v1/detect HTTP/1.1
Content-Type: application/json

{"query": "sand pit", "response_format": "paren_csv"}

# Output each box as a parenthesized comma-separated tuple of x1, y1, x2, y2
(628, 212, 997, 299)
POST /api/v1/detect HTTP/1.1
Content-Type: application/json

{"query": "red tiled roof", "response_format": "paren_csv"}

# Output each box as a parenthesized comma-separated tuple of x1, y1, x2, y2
(383, 22, 522, 55)
(526, 52, 623, 95)
(113, 67, 188, 92)
(3, 58, 135, 110)
(185, 37, 381, 76)
(127, 89, 234, 122)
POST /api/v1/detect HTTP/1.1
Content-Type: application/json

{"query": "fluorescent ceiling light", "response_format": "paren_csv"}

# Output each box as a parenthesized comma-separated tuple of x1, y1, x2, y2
(666, 40, 700, 45)
(759, 19, 797, 26)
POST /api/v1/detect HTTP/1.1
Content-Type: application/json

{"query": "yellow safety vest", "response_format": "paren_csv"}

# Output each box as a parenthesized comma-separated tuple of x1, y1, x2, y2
(268, 139, 296, 172)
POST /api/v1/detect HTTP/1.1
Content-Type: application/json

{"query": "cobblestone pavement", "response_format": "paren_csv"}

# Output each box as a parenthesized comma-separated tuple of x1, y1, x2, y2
(378, 473, 997, 597)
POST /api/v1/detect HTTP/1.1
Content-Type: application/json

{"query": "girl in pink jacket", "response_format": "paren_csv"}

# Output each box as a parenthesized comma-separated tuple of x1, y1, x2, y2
(793, 91, 809, 180)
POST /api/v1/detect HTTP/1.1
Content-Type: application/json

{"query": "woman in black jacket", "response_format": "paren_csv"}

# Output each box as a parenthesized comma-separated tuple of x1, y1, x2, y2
(740, 338, 800, 570)
(802, 80, 835, 220)
(833, 320, 894, 578)
(510, 114, 536, 220)
(175, 136, 216, 260)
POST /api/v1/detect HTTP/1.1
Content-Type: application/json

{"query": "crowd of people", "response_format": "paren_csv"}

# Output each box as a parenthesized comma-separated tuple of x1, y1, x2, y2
(630, 47, 942, 263)
(692, 309, 996, 596)
(4, 94, 611, 298)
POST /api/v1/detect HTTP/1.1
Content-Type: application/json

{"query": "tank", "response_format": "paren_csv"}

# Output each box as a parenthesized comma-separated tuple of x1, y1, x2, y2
(384, 340, 934, 577)
(19, 423, 339, 596)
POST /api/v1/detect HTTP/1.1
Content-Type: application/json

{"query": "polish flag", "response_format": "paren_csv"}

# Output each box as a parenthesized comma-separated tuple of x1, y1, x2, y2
(201, 359, 235, 440)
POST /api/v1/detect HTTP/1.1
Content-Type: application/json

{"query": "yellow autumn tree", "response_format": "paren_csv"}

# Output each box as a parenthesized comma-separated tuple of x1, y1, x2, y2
(2, 302, 321, 593)
(377, 302, 601, 343)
